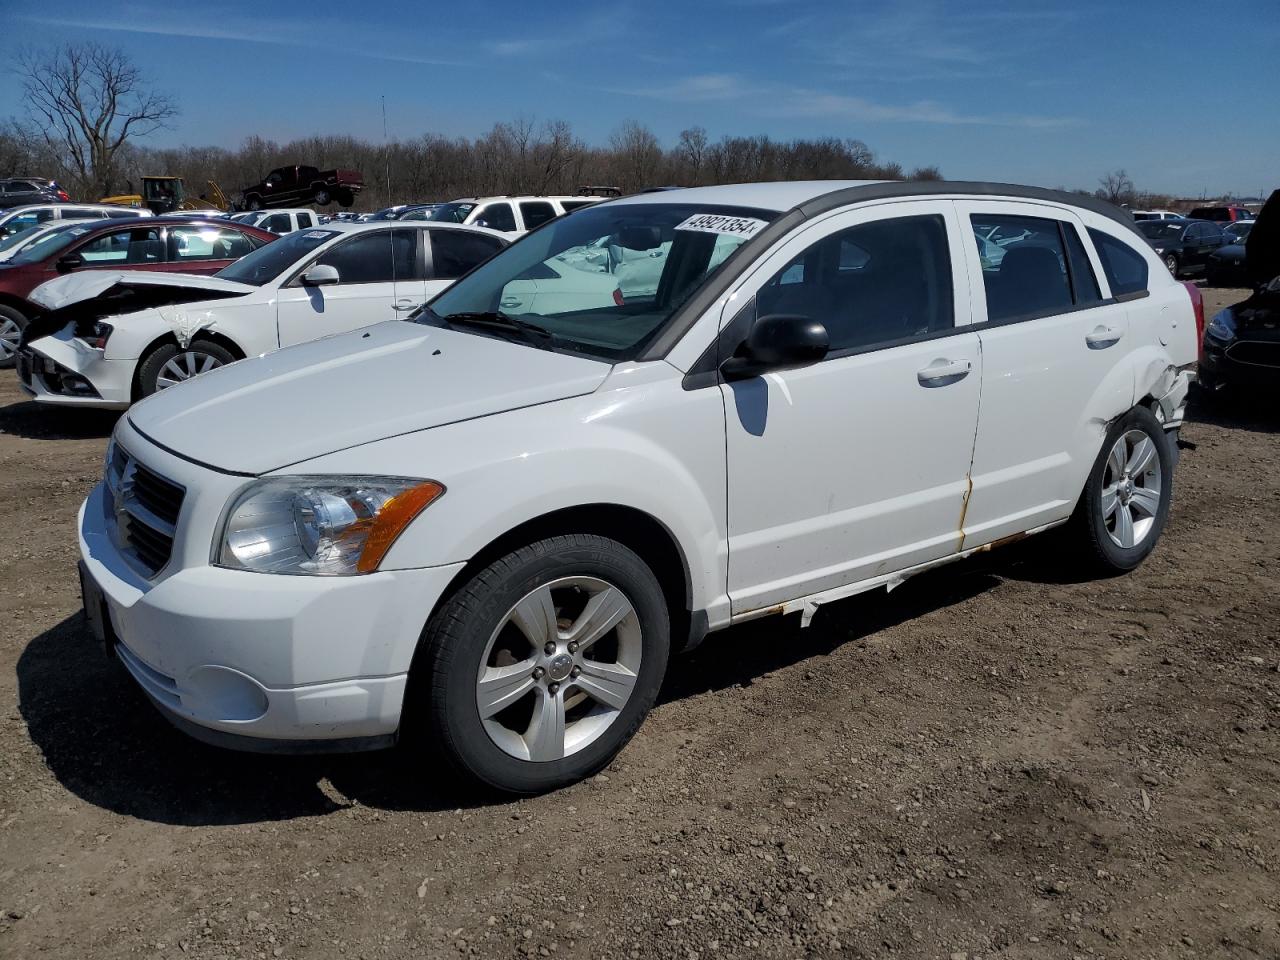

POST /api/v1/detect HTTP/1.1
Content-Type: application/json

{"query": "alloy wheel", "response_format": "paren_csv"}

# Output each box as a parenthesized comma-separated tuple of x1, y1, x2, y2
(1100, 429, 1163, 549)
(0, 318, 20, 362)
(476, 576, 642, 762)
(156, 350, 225, 390)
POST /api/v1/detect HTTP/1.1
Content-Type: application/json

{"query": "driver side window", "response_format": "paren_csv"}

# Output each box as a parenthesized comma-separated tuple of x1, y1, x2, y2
(757, 214, 954, 355)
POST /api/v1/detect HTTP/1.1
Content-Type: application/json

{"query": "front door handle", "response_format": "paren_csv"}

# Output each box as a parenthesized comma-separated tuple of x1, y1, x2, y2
(500, 296, 522, 309)
(392, 299, 419, 312)
(1085, 325, 1122, 349)
(917, 358, 972, 387)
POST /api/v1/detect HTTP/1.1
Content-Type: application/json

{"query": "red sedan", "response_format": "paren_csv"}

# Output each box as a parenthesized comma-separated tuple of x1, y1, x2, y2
(0, 216, 276, 366)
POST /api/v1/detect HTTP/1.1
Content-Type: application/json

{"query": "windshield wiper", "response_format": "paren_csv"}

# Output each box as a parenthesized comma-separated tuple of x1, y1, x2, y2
(442, 311, 558, 349)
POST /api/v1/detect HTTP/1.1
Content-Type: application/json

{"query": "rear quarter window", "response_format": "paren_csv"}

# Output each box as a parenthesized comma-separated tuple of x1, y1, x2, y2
(1087, 229, 1149, 297)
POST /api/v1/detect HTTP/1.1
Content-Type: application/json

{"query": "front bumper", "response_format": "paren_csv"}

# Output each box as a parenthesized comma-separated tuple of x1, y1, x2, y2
(19, 336, 133, 409)
(1201, 335, 1280, 391)
(79, 484, 465, 749)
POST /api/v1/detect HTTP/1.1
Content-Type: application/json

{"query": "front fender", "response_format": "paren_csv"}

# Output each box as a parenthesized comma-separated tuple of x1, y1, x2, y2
(287, 368, 731, 624)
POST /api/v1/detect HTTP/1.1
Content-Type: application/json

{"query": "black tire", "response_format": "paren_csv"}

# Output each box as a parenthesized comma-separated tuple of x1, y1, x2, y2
(1067, 405, 1173, 574)
(312, 186, 332, 206)
(336, 189, 354, 207)
(405, 534, 670, 795)
(246, 195, 263, 211)
(0, 304, 27, 370)
(136, 339, 237, 399)
(1163, 253, 1179, 277)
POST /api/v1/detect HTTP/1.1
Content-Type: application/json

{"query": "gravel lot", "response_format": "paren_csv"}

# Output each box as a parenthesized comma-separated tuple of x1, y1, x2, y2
(1, 287, 1276, 960)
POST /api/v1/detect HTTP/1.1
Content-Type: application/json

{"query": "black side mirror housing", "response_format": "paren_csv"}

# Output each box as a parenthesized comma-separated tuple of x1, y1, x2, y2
(56, 253, 85, 273)
(720, 313, 829, 381)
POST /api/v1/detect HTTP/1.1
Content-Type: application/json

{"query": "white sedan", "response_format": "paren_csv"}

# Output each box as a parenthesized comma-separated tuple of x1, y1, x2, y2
(18, 221, 507, 408)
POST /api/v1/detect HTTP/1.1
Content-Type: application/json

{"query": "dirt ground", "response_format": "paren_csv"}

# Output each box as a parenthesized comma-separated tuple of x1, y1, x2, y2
(0, 286, 1276, 960)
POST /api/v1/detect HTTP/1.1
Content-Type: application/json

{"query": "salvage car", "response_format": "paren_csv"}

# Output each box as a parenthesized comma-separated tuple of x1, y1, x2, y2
(1135, 218, 1226, 276)
(0, 218, 100, 263)
(426, 196, 601, 235)
(237, 165, 363, 210)
(76, 181, 1198, 795)
(0, 217, 272, 368)
(0, 177, 72, 209)
(1200, 189, 1279, 394)
(0, 202, 152, 240)
(1205, 221, 1254, 287)
(19, 221, 506, 406)
(237, 208, 320, 234)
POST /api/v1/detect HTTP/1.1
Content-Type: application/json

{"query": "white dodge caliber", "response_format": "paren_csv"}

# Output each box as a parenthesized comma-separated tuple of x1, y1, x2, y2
(19, 221, 507, 407)
(78, 181, 1199, 794)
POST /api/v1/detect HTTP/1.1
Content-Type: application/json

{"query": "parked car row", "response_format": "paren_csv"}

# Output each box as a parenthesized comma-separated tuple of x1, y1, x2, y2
(58, 180, 1202, 795)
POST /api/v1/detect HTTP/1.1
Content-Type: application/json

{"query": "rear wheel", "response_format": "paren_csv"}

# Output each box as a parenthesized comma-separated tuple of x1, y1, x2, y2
(336, 189, 354, 207)
(0, 305, 26, 369)
(1163, 253, 1179, 277)
(406, 534, 670, 795)
(136, 340, 236, 398)
(312, 186, 332, 206)
(1067, 405, 1172, 573)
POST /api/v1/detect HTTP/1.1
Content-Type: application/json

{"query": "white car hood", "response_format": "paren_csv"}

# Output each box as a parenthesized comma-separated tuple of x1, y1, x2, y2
(28, 270, 256, 310)
(126, 321, 612, 474)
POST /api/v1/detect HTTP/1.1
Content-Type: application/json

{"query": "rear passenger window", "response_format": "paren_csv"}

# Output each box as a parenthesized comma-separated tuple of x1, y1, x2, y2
(970, 215, 1072, 322)
(757, 214, 953, 354)
(519, 201, 556, 230)
(1088, 228, 1149, 297)
(476, 203, 516, 232)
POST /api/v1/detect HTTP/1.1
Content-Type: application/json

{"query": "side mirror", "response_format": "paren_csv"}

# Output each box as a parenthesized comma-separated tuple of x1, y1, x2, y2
(720, 313, 829, 381)
(300, 263, 340, 286)
(56, 253, 85, 273)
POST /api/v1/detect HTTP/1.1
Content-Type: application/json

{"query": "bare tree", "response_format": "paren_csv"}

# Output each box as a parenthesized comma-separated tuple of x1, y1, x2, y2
(1096, 169, 1136, 206)
(19, 43, 177, 198)
(676, 126, 708, 185)
(609, 121, 662, 191)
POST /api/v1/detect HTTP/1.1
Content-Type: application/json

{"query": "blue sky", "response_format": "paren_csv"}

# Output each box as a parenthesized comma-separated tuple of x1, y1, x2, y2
(4, 0, 1277, 197)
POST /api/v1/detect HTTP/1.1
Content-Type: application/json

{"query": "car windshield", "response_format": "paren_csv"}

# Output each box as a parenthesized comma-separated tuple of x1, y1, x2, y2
(0, 223, 46, 253)
(1137, 221, 1186, 240)
(420, 202, 777, 361)
(216, 229, 337, 285)
(8, 223, 95, 263)
(425, 202, 477, 224)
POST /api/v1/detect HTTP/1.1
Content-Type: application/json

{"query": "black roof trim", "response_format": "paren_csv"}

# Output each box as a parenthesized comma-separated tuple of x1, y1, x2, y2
(796, 180, 1144, 240)
(639, 179, 1144, 362)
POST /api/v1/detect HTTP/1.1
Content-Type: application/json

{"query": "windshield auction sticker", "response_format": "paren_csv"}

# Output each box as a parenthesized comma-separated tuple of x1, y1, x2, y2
(675, 214, 768, 239)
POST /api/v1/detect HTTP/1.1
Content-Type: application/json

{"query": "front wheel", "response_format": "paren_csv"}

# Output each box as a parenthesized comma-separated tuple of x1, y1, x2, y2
(1067, 405, 1173, 573)
(136, 340, 236, 399)
(0, 305, 26, 369)
(246, 195, 263, 211)
(312, 187, 332, 205)
(406, 534, 670, 795)
(1163, 253, 1179, 277)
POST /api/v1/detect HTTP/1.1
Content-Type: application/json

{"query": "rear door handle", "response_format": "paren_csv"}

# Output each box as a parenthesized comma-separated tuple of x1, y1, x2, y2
(1085, 325, 1122, 349)
(916, 358, 972, 387)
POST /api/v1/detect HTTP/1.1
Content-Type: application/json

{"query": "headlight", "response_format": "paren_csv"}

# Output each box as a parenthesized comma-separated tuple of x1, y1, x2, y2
(216, 476, 444, 576)
(1205, 310, 1236, 342)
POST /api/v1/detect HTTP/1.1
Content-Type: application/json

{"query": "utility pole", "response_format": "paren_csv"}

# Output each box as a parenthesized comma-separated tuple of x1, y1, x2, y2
(382, 96, 391, 207)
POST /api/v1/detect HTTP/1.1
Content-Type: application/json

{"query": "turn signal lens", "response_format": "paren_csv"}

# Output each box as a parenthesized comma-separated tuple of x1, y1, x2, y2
(357, 482, 445, 572)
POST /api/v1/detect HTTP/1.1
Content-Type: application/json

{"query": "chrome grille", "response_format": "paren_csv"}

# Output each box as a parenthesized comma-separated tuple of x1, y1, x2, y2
(103, 441, 186, 578)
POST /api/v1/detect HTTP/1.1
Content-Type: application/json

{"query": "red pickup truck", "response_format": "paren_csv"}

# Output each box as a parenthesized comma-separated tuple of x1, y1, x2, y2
(237, 165, 363, 210)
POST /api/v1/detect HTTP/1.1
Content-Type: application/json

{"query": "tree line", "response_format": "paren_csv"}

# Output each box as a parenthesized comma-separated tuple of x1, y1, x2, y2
(1, 43, 940, 208)
(1, 116, 941, 209)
